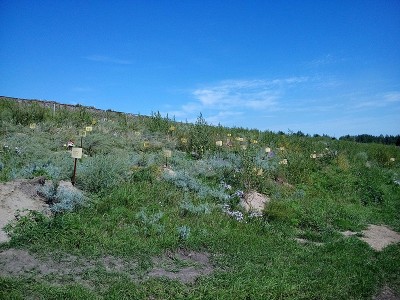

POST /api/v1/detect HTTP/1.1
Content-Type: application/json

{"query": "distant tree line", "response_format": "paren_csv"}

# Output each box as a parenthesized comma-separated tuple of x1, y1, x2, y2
(286, 129, 400, 146)
(339, 134, 400, 146)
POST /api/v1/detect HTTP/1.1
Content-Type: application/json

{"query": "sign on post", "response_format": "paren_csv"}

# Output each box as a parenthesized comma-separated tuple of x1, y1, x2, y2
(85, 126, 93, 132)
(71, 147, 83, 186)
(71, 147, 83, 159)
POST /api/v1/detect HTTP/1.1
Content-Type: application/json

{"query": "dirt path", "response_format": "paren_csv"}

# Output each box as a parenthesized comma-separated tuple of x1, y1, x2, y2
(0, 248, 214, 287)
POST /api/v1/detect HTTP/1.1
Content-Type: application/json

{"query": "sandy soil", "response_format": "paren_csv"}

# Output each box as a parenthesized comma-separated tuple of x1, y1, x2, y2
(360, 224, 400, 251)
(240, 191, 270, 212)
(0, 179, 51, 243)
(340, 225, 400, 252)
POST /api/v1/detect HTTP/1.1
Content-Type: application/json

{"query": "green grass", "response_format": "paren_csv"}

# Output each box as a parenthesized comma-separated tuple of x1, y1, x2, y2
(0, 97, 399, 299)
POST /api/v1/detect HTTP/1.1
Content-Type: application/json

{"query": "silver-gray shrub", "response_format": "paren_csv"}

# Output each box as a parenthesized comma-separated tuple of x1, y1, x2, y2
(177, 225, 191, 241)
(17, 152, 74, 181)
(253, 149, 279, 171)
(129, 152, 160, 167)
(77, 154, 130, 193)
(179, 199, 213, 216)
(37, 183, 86, 213)
(162, 170, 229, 202)
(51, 186, 85, 213)
(135, 209, 165, 236)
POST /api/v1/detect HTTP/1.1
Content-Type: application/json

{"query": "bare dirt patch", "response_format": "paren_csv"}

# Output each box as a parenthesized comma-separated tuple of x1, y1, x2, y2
(340, 225, 400, 251)
(361, 225, 400, 251)
(0, 179, 51, 243)
(0, 248, 215, 287)
(147, 249, 214, 283)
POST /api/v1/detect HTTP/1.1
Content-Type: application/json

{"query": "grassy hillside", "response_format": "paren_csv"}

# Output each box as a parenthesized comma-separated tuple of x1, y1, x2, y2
(1, 97, 399, 299)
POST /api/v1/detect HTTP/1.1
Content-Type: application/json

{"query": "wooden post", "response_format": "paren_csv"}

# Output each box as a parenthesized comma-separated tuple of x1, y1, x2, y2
(72, 158, 77, 186)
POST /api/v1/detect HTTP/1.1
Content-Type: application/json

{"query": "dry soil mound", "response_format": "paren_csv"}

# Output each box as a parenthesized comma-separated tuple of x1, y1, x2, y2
(0, 179, 50, 243)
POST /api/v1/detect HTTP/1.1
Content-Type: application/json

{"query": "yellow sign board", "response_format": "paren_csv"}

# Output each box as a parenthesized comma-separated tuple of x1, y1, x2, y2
(29, 123, 36, 129)
(71, 147, 83, 159)
(85, 126, 93, 132)
(215, 140, 223, 146)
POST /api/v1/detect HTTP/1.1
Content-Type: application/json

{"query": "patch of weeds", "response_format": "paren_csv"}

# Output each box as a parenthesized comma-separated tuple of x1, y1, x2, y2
(4, 211, 50, 243)
(356, 166, 386, 205)
(130, 165, 159, 183)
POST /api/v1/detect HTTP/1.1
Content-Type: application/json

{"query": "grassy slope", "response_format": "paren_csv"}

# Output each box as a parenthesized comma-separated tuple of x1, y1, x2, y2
(0, 97, 399, 299)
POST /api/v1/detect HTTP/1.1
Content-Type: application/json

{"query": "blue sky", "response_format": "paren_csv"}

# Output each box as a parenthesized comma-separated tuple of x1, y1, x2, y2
(1, 0, 399, 137)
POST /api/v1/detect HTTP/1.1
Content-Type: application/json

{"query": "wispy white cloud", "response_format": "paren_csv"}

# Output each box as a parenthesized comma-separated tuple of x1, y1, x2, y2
(166, 76, 309, 125)
(384, 92, 400, 103)
(164, 77, 398, 136)
(305, 54, 346, 68)
(352, 91, 400, 109)
(86, 55, 132, 65)
(191, 77, 308, 110)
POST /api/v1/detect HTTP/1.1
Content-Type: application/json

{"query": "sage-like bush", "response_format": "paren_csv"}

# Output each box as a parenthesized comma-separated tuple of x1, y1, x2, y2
(77, 154, 130, 193)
